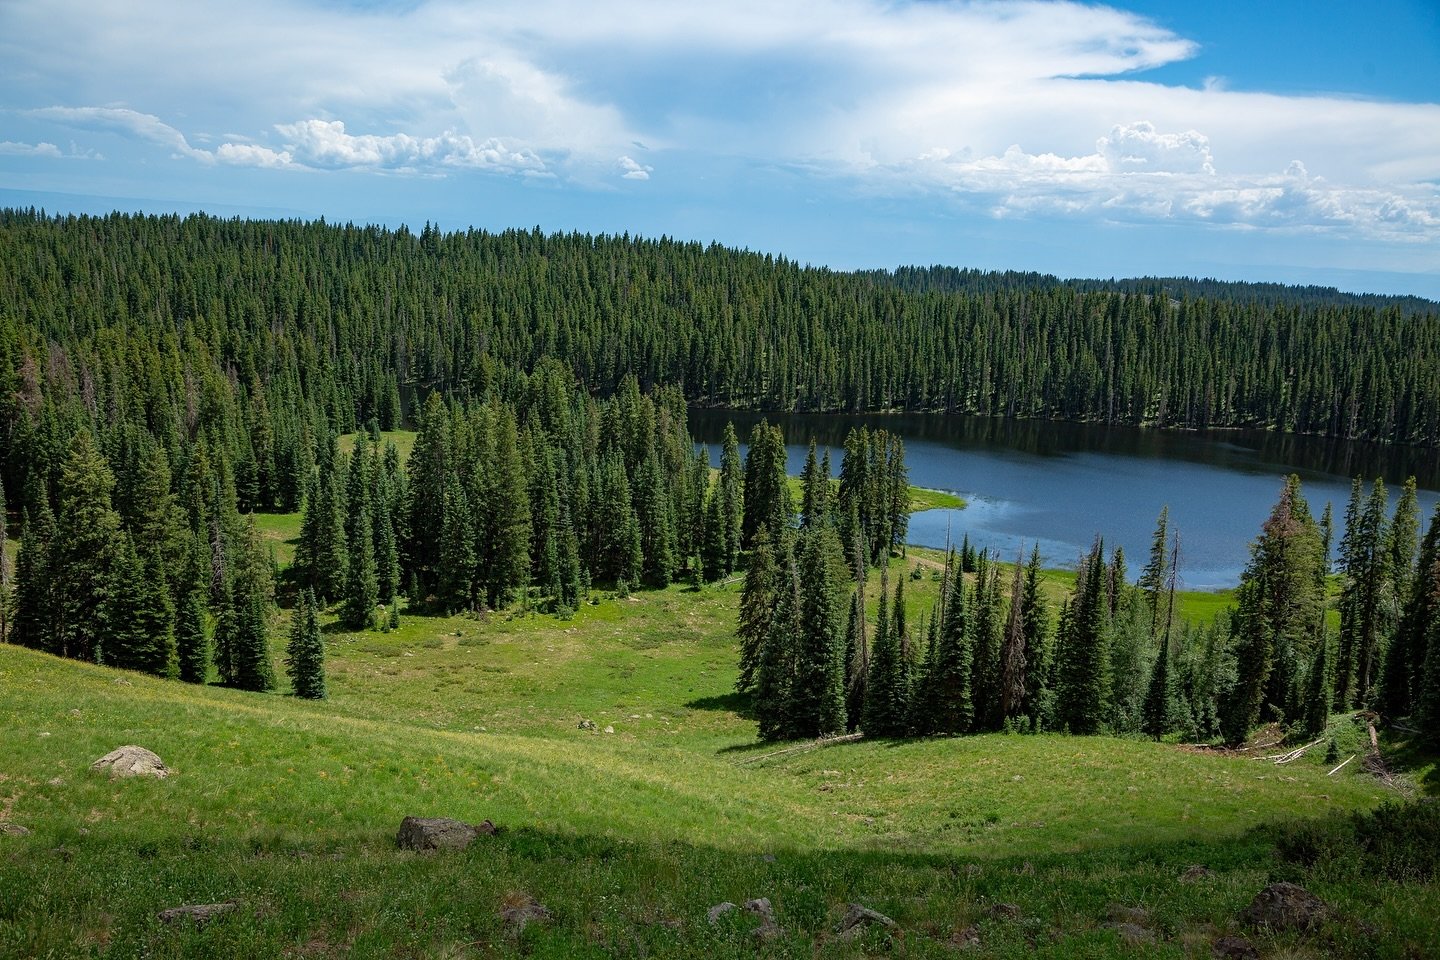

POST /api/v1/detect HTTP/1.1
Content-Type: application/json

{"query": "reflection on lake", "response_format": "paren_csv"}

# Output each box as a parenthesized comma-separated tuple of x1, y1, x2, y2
(691, 410, 1440, 591)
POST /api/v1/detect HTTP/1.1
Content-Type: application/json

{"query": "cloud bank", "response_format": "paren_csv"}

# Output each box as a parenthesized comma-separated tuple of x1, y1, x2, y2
(2, 0, 1436, 244)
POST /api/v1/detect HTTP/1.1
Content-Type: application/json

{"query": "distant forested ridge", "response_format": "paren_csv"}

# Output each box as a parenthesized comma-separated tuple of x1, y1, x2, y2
(863, 265, 1440, 315)
(1, 208, 1437, 465)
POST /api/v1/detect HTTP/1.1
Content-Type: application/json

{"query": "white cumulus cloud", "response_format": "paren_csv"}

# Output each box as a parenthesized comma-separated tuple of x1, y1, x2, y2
(27, 106, 213, 163)
(0, 140, 62, 158)
(617, 156, 652, 180)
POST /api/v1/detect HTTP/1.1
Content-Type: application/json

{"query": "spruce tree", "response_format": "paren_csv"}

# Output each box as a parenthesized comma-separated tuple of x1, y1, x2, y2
(718, 422, 744, 574)
(863, 565, 909, 737)
(1378, 479, 1421, 717)
(1300, 629, 1335, 738)
(437, 474, 473, 613)
(479, 408, 531, 607)
(755, 549, 800, 741)
(1020, 544, 1052, 729)
(1139, 506, 1170, 637)
(736, 526, 777, 693)
(0, 480, 9, 644)
(842, 575, 867, 732)
(52, 431, 124, 662)
(1223, 477, 1323, 744)
(287, 588, 327, 699)
(104, 533, 176, 677)
(927, 553, 974, 734)
(1057, 539, 1112, 734)
(174, 557, 210, 684)
(342, 497, 379, 630)
(999, 551, 1028, 723)
(791, 526, 848, 737)
(11, 504, 54, 652)
(228, 519, 276, 692)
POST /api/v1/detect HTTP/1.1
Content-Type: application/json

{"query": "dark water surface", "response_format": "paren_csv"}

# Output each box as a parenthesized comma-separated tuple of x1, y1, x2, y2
(691, 411, 1440, 591)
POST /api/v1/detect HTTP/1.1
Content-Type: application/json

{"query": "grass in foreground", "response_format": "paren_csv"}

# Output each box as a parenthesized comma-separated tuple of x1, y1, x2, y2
(2, 557, 1430, 958)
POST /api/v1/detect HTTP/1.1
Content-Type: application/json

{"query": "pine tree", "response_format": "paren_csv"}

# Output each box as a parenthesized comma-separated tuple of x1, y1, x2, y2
(1300, 629, 1335, 738)
(742, 421, 791, 548)
(228, 518, 276, 692)
(1337, 478, 1391, 708)
(342, 497, 379, 630)
(0, 479, 9, 643)
(1142, 532, 1181, 738)
(842, 574, 867, 732)
(11, 504, 54, 652)
(863, 565, 909, 737)
(755, 548, 800, 741)
(437, 474, 473, 613)
(405, 392, 451, 596)
(1139, 506, 1170, 637)
(479, 408, 531, 607)
(1057, 539, 1112, 734)
(800, 440, 832, 529)
(287, 588, 327, 699)
(104, 533, 176, 677)
(999, 550, 1028, 723)
(52, 431, 123, 662)
(926, 553, 974, 734)
(736, 525, 777, 695)
(1223, 476, 1324, 744)
(174, 556, 210, 684)
(1020, 543, 1051, 729)
(789, 526, 848, 737)
(1378, 478, 1421, 717)
(718, 422, 744, 574)
(1387, 503, 1440, 720)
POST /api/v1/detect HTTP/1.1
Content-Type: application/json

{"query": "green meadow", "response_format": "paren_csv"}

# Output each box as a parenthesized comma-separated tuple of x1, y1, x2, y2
(3, 510, 1435, 958)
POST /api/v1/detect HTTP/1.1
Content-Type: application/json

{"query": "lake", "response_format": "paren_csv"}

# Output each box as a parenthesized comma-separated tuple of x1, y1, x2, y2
(690, 410, 1440, 591)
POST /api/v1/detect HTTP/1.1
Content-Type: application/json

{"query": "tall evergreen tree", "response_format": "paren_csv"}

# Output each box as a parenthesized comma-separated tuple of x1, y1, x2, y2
(1020, 543, 1051, 729)
(735, 525, 777, 693)
(925, 554, 974, 734)
(790, 527, 848, 737)
(52, 431, 123, 662)
(742, 421, 791, 548)
(1057, 539, 1112, 734)
(755, 548, 801, 742)
(1337, 478, 1392, 708)
(11, 504, 53, 652)
(174, 554, 210, 684)
(1223, 476, 1324, 744)
(103, 533, 176, 677)
(999, 550, 1028, 723)
(1139, 506, 1170, 637)
(862, 565, 907, 736)
(342, 496, 379, 630)
(227, 518, 276, 692)
(1378, 478, 1421, 717)
(287, 588, 327, 699)
(718, 422, 744, 575)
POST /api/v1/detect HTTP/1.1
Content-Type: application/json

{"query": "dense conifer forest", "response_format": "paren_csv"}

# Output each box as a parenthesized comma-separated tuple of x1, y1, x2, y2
(2, 207, 1439, 753)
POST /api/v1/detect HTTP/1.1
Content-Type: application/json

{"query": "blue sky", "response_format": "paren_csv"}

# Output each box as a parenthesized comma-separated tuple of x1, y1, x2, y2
(2, 0, 1437, 297)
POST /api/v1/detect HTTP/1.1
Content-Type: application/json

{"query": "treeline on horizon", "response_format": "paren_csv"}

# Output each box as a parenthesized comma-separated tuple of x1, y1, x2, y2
(862, 265, 1439, 315)
(1, 208, 1438, 463)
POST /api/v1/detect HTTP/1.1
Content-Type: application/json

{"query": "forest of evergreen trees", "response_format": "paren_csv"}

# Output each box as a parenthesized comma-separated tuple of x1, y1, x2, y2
(1, 207, 1438, 749)
(738, 444, 1440, 747)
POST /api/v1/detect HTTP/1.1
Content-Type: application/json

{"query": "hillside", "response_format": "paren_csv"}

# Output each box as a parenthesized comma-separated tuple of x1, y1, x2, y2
(2, 569, 1429, 959)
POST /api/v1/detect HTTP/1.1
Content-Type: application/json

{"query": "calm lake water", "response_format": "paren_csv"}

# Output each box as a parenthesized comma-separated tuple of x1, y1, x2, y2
(691, 411, 1440, 591)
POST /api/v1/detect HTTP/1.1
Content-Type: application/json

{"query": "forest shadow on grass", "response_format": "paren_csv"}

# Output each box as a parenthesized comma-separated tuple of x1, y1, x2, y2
(686, 691, 753, 719)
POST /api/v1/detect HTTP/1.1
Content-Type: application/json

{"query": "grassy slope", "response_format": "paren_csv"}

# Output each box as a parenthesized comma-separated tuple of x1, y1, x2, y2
(3, 555, 1427, 957)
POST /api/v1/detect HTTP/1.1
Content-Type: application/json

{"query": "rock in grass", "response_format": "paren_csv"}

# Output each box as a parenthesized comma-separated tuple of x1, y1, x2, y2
(157, 902, 236, 925)
(1109, 922, 1155, 945)
(0, 824, 31, 836)
(835, 903, 900, 940)
(91, 746, 168, 779)
(1181, 864, 1215, 883)
(707, 902, 737, 924)
(1240, 882, 1328, 932)
(395, 816, 493, 851)
(500, 894, 551, 935)
(985, 903, 1021, 921)
(1212, 935, 1260, 959)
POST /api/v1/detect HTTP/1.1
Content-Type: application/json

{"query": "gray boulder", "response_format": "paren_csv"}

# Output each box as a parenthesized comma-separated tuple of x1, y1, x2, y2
(91, 746, 168, 779)
(1240, 882, 1328, 932)
(396, 816, 493, 851)
(835, 903, 899, 940)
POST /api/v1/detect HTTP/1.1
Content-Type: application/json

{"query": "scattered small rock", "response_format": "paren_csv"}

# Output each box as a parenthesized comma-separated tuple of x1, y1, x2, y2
(1240, 882, 1328, 932)
(1110, 923, 1155, 945)
(1106, 905, 1151, 926)
(835, 903, 900, 941)
(113, 678, 131, 686)
(578, 719, 597, 731)
(500, 895, 551, 935)
(90, 746, 168, 779)
(1212, 935, 1260, 959)
(395, 816, 491, 851)
(0, 824, 31, 836)
(760, 853, 777, 863)
(1181, 864, 1215, 883)
(744, 898, 775, 922)
(157, 902, 237, 925)
(963, 863, 982, 877)
(707, 902, 737, 924)
(985, 903, 1021, 921)
(603, 725, 615, 734)
(951, 925, 981, 950)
